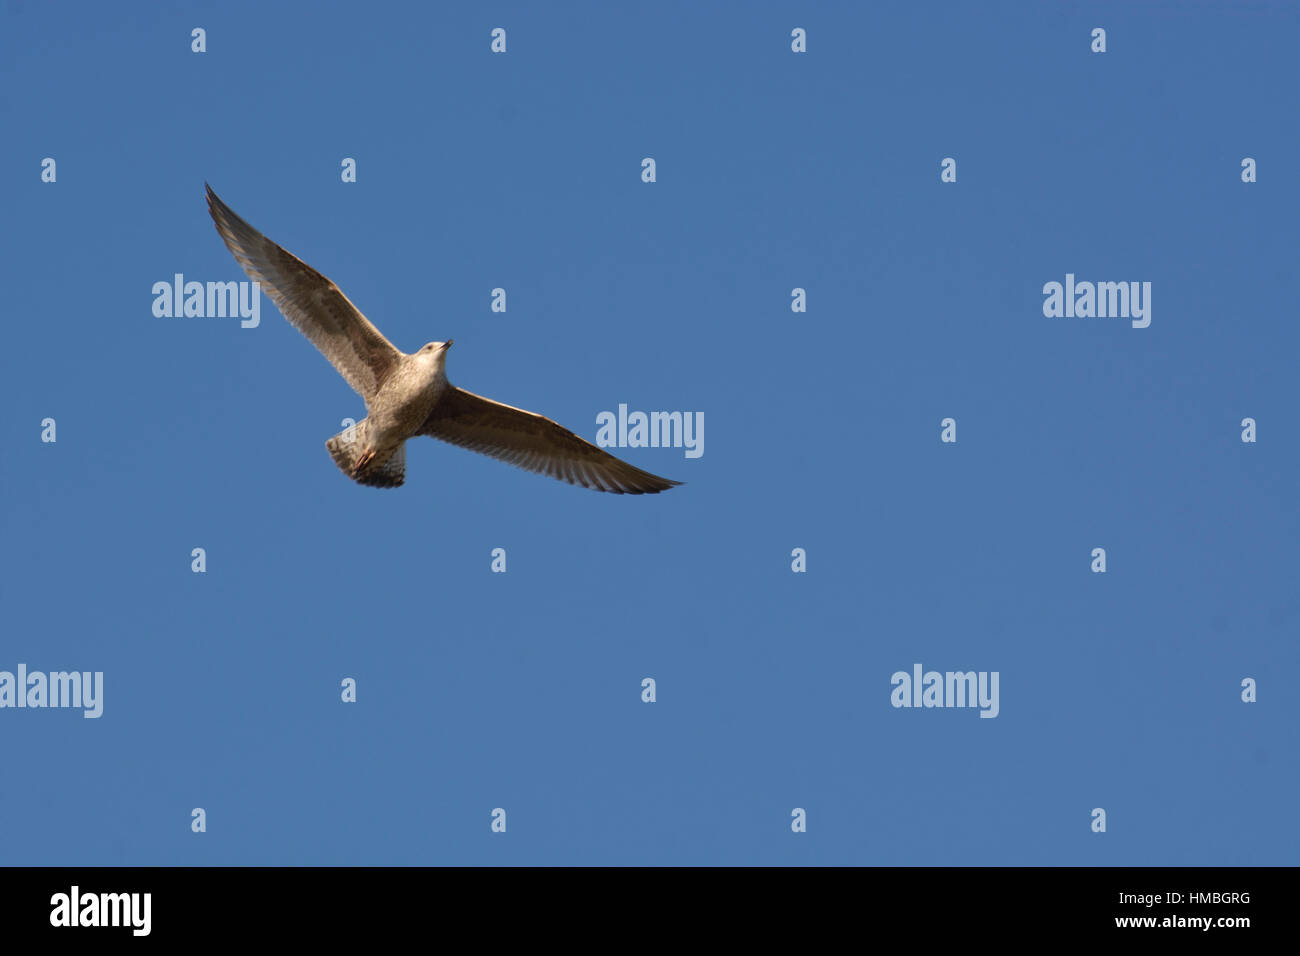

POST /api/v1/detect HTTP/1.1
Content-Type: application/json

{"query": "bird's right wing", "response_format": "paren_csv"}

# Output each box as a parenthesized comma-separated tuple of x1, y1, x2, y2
(206, 184, 403, 403)
(421, 387, 682, 495)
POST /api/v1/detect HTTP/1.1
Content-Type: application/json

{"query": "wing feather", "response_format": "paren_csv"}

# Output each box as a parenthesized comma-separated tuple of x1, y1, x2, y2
(206, 184, 402, 402)
(421, 387, 682, 495)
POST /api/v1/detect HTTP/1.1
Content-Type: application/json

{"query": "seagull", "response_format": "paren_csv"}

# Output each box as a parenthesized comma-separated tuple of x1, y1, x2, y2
(206, 185, 681, 494)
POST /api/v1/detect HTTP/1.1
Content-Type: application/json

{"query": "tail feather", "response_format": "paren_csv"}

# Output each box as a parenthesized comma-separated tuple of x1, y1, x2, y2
(326, 422, 406, 488)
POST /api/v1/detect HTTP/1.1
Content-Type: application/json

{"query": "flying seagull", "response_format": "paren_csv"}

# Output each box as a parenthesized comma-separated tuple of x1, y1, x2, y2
(206, 185, 681, 494)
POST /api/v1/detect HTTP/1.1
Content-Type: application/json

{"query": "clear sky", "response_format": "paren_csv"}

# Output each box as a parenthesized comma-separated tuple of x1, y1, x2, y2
(1, 1, 1296, 865)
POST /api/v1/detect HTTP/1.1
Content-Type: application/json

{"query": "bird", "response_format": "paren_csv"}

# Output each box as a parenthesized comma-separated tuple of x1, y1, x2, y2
(205, 184, 681, 494)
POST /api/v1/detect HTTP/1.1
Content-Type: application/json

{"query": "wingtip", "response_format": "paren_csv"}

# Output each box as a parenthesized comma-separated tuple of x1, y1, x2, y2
(205, 183, 225, 214)
(205, 184, 236, 232)
(631, 478, 682, 494)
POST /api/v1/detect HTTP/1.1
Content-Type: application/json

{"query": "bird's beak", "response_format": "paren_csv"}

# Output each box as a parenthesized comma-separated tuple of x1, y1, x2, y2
(442, 340, 454, 351)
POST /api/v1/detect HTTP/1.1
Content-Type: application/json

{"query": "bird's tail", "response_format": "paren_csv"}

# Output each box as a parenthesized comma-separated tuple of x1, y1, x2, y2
(326, 420, 406, 488)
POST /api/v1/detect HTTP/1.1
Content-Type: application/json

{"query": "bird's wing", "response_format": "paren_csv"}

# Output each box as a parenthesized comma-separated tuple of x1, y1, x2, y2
(421, 386, 682, 495)
(206, 184, 402, 403)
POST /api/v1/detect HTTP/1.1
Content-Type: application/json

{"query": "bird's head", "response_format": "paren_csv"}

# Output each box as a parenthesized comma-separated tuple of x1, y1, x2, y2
(415, 339, 453, 369)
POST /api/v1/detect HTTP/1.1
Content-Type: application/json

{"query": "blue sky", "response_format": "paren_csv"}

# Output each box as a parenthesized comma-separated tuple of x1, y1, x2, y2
(1, 1, 1296, 865)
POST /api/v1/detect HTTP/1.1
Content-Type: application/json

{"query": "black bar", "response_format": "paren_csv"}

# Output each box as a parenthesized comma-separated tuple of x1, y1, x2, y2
(0, 866, 1282, 941)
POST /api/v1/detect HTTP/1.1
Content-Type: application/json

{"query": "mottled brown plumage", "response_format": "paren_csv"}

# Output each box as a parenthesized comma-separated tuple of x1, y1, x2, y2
(206, 185, 681, 494)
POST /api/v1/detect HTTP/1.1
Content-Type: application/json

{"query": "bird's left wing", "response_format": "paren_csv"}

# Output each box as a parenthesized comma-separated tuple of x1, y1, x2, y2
(421, 386, 682, 495)
(206, 184, 403, 403)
